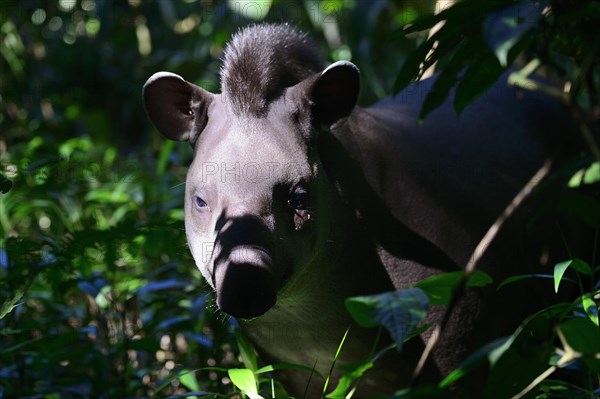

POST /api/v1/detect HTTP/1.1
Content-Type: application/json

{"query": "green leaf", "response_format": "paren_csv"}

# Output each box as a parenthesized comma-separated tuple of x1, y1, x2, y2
(554, 259, 592, 293)
(439, 337, 511, 388)
(454, 51, 505, 115)
(325, 361, 373, 399)
(560, 317, 600, 373)
(418, 62, 459, 122)
(178, 369, 201, 392)
(416, 270, 493, 305)
(568, 162, 600, 187)
(497, 274, 554, 290)
(561, 317, 600, 353)
(322, 327, 350, 396)
(345, 288, 429, 349)
(228, 368, 263, 399)
(581, 295, 599, 326)
(483, 310, 558, 399)
(236, 329, 258, 372)
(0, 288, 24, 319)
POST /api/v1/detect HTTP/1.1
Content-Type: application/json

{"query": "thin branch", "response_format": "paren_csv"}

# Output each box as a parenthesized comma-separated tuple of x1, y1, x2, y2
(511, 365, 557, 399)
(507, 59, 568, 101)
(411, 160, 554, 385)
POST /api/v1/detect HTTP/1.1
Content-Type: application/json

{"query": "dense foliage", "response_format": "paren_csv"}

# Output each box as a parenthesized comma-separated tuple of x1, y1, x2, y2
(1, 0, 599, 398)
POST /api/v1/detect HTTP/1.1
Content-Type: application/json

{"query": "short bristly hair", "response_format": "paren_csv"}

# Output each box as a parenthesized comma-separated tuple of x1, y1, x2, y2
(220, 23, 325, 117)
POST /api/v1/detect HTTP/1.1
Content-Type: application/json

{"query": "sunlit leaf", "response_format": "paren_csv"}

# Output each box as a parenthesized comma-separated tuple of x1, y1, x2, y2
(0, 289, 24, 319)
(554, 259, 592, 293)
(178, 369, 201, 392)
(568, 162, 600, 187)
(581, 295, 599, 326)
(228, 368, 263, 399)
(326, 361, 373, 399)
(236, 329, 258, 372)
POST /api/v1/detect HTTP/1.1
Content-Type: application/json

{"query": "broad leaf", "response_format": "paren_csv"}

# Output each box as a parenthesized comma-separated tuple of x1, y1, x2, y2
(439, 337, 511, 388)
(483, 310, 557, 399)
(228, 368, 263, 399)
(554, 259, 592, 293)
(345, 288, 429, 350)
(325, 361, 373, 399)
(416, 270, 493, 305)
(560, 317, 600, 373)
(560, 317, 600, 354)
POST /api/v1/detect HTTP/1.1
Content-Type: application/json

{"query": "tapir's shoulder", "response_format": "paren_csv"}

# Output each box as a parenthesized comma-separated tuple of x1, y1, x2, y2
(330, 72, 571, 263)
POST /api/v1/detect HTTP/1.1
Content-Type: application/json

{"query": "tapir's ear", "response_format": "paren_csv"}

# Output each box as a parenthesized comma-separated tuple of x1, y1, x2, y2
(310, 61, 360, 128)
(143, 72, 213, 143)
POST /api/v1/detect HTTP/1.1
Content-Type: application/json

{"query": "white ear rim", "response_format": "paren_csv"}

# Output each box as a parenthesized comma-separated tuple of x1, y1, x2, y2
(143, 71, 186, 91)
(321, 60, 360, 76)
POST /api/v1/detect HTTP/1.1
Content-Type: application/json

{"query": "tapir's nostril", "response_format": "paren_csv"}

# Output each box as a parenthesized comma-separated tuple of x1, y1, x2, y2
(215, 263, 277, 319)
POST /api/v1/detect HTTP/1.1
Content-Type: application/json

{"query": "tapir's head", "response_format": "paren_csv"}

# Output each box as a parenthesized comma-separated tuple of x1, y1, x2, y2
(143, 24, 359, 319)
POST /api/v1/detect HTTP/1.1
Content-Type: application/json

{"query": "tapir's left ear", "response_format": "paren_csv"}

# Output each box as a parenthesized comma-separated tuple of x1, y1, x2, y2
(309, 61, 360, 128)
(143, 72, 213, 144)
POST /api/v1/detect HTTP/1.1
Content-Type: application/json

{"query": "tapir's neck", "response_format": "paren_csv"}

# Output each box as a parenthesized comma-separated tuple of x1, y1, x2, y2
(238, 203, 396, 386)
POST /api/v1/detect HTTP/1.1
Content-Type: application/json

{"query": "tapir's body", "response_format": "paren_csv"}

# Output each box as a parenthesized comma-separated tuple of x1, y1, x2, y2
(144, 24, 577, 397)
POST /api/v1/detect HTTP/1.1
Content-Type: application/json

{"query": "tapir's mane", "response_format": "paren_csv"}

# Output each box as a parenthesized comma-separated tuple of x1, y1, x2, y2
(220, 23, 325, 116)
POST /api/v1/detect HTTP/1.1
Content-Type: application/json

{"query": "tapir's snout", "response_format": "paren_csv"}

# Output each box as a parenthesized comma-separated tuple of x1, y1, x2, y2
(214, 257, 277, 319)
(211, 215, 281, 319)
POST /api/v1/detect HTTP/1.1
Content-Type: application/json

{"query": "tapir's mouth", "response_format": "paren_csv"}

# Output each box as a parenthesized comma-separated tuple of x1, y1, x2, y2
(214, 246, 279, 319)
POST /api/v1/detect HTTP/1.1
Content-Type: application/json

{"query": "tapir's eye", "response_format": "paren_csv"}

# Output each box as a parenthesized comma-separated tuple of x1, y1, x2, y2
(290, 191, 308, 210)
(288, 187, 311, 231)
(195, 196, 208, 209)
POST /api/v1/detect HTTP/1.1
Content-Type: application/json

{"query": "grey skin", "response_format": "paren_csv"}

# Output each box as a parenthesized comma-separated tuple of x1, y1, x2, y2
(144, 24, 579, 397)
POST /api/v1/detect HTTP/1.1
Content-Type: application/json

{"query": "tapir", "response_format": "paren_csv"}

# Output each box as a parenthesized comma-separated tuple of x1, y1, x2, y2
(143, 23, 580, 397)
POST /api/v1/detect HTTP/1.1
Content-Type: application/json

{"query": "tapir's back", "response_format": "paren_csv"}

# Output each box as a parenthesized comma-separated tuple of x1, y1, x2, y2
(335, 72, 569, 267)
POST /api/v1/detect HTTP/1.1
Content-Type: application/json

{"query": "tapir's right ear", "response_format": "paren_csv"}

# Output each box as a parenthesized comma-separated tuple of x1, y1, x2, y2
(143, 72, 213, 143)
